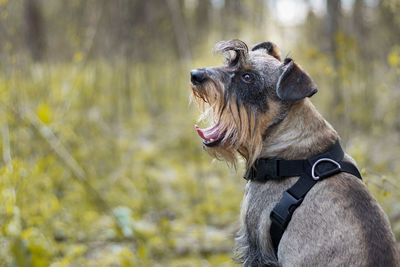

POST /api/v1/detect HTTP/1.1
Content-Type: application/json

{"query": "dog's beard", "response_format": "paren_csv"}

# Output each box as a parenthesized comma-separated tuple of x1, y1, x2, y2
(191, 81, 264, 169)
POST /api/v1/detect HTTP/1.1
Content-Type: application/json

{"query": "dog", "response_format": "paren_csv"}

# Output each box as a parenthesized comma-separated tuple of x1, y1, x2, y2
(190, 39, 399, 266)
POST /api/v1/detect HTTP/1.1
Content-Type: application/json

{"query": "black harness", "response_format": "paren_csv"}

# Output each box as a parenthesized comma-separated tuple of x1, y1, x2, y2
(244, 141, 362, 254)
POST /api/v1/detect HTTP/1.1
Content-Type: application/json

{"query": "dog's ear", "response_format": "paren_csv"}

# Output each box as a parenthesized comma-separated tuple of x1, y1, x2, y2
(276, 58, 318, 102)
(251, 42, 281, 61)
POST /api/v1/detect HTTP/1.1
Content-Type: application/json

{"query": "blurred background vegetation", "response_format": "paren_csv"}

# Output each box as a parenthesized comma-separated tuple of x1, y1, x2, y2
(0, 0, 400, 266)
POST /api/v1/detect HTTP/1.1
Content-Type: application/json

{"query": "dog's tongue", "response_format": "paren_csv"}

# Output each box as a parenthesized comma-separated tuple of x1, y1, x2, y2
(195, 124, 220, 141)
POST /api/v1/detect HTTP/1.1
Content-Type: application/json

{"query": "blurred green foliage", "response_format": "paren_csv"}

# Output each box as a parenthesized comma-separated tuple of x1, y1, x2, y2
(0, 0, 400, 266)
(0, 59, 245, 266)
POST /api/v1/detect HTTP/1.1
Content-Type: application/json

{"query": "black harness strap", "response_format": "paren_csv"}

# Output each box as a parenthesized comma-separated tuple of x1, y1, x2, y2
(244, 141, 362, 255)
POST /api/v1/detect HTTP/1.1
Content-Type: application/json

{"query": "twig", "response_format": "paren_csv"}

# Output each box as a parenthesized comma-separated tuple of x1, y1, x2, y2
(20, 107, 114, 217)
(2, 121, 13, 171)
(2, 102, 128, 237)
(23, 108, 86, 180)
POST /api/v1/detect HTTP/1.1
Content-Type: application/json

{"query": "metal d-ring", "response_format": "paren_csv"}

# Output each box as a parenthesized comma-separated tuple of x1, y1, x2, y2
(311, 158, 341, 181)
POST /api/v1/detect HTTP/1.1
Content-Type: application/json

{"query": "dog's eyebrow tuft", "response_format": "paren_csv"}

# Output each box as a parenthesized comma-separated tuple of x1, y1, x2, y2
(214, 39, 249, 67)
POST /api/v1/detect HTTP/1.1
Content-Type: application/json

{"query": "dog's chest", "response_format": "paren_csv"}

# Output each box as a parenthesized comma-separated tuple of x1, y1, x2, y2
(242, 178, 298, 230)
(236, 179, 299, 266)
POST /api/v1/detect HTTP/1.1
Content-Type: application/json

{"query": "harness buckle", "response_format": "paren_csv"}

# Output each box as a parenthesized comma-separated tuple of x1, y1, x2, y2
(270, 191, 303, 229)
(311, 158, 341, 180)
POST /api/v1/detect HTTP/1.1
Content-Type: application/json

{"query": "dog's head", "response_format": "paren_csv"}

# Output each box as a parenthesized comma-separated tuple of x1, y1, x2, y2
(190, 39, 317, 167)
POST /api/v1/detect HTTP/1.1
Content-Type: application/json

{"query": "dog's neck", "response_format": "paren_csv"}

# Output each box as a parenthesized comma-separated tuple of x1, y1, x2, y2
(260, 98, 338, 160)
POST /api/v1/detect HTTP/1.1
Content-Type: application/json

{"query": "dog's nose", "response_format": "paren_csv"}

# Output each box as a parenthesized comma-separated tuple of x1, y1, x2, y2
(190, 69, 207, 85)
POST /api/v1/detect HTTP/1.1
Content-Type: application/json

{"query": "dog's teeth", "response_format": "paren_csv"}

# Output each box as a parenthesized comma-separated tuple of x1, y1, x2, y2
(210, 138, 215, 142)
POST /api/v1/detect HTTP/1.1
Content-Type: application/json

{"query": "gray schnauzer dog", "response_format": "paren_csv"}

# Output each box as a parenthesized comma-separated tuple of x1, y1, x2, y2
(190, 39, 399, 266)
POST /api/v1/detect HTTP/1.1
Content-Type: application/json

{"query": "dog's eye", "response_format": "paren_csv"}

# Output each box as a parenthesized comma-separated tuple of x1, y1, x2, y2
(241, 73, 254, 83)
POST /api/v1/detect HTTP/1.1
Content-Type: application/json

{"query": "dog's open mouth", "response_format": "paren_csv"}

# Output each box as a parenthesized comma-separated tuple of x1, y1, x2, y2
(195, 123, 225, 147)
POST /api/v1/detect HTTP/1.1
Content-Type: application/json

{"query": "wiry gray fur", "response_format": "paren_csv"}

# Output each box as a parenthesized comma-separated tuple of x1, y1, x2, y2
(191, 39, 400, 266)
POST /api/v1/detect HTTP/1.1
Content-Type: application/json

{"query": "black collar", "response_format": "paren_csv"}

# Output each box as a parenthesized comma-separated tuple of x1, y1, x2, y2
(244, 141, 361, 181)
